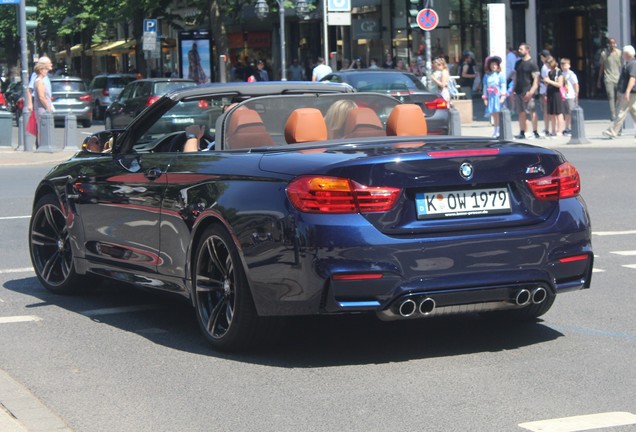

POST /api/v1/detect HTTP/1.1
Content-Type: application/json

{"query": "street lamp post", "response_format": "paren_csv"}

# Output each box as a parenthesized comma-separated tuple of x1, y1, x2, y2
(255, 0, 309, 81)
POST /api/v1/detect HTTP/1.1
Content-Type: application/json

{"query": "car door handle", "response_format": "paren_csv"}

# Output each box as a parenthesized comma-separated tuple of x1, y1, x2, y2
(144, 167, 163, 180)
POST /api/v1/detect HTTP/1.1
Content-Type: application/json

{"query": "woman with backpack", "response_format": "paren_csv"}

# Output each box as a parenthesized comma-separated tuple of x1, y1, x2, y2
(482, 56, 507, 138)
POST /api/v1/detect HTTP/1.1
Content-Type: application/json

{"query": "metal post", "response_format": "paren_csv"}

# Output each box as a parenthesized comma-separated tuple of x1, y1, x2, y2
(448, 107, 462, 136)
(19, 0, 29, 152)
(36, 112, 54, 152)
(279, 0, 286, 81)
(65, 114, 78, 150)
(219, 55, 227, 83)
(322, 0, 329, 62)
(499, 108, 513, 141)
(22, 111, 32, 151)
(567, 106, 590, 145)
(425, 30, 432, 87)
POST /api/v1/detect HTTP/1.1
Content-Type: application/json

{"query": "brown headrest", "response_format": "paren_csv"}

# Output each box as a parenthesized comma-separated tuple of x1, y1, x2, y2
(285, 108, 328, 144)
(227, 108, 265, 135)
(343, 107, 386, 138)
(386, 104, 428, 136)
(226, 108, 275, 149)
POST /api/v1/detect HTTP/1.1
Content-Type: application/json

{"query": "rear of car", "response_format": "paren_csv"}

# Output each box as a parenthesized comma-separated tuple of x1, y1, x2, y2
(321, 70, 450, 134)
(50, 77, 93, 127)
(89, 74, 136, 119)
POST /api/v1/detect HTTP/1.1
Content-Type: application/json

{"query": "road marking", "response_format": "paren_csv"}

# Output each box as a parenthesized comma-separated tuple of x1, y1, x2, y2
(519, 411, 636, 432)
(0, 268, 33, 275)
(0, 316, 42, 324)
(550, 324, 636, 341)
(611, 250, 636, 256)
(81, 304, 163, 317)
(591, 268, 605, 273)
(623, 264, 636, 270)
(593, 230, 636, 236)
(0, 215, 30, 221)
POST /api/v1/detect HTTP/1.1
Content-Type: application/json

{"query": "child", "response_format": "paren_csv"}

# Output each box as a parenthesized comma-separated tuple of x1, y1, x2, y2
(481, 56, 507, 138)
(560, 58, 579, 135)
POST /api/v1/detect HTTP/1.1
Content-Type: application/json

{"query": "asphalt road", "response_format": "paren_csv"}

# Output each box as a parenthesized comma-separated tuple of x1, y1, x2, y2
(0, 147, 635, 432)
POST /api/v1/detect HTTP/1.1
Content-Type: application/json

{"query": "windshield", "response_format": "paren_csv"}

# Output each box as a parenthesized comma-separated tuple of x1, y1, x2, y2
(154, 81, 197, 96)
(345, 72, 427, 92)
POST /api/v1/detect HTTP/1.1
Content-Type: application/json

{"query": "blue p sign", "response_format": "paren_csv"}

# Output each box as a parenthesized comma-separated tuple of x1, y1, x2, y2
(143, 19, 157, 33)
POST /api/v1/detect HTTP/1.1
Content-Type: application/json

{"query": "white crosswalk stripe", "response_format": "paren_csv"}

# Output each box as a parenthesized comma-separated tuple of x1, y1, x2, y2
(0, 315, 42, 324)
(610, 250, 636, 256)
(519, 411, 636, 432)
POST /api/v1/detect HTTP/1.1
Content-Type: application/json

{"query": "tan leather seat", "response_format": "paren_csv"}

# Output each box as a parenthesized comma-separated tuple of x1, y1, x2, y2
(285, 108, 328, 144)
(226, 108, 275, 150)
(342, 107, 386, 139)
(386, 104, 428, 136)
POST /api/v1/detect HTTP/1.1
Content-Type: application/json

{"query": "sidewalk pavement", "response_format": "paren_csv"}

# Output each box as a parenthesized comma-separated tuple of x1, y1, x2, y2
(0, 99, 634, 168)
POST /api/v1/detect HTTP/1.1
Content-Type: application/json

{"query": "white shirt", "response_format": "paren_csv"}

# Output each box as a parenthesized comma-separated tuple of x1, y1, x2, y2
(563, 70, 579, 99)
(539, 63, 549, 95)
(312, 64, 333, 81)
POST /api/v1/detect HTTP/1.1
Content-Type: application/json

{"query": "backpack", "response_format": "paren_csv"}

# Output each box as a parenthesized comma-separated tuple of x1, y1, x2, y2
(447, 76, 459, 98)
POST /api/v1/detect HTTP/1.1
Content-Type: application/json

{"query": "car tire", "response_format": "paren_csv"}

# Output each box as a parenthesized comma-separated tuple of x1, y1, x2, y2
(104, 116, 112, 130)
(29, 194, 84, 294)
(82, 119, 92, 128)
(192, 224, 268, 351)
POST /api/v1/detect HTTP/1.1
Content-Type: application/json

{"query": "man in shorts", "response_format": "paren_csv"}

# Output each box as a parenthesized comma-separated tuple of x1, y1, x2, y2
(512, 43, 540, 139)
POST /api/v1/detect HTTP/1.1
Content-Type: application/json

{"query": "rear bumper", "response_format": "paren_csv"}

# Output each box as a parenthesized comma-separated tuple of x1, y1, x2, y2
(245, 198, 592, 317)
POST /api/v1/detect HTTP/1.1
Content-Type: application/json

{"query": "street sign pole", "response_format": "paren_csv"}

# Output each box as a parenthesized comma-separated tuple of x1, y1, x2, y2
(322, 0, 329, 62)
(18, 0, 29, 151)
(416, 8, 439, 87)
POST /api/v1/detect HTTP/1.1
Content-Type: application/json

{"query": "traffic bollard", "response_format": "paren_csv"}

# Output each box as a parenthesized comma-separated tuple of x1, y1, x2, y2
(36, 112, 55, 152)
(448, 107, 462, 136)
(499, 108, 513, 141)
(218, 55, 227, 83)
(567, 106, 590, 145)
(65, 114, 78, 150)
(0, 110, 12, 147)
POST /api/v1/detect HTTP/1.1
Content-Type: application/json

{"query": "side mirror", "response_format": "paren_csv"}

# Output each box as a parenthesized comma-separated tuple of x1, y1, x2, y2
(82, 130, 119, 154)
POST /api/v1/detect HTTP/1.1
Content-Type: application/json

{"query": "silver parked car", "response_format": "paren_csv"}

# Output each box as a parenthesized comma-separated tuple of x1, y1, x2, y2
(88, 73, 136, 120)
(50, 76, 93, 128)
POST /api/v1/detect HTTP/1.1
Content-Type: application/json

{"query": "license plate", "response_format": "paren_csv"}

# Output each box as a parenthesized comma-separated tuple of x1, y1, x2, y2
(172, 117, 195, 124)
(415, 187, 511, 219)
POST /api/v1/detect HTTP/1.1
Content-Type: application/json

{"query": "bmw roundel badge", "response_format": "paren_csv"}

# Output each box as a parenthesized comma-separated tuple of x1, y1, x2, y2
(459, 162, 474, 180)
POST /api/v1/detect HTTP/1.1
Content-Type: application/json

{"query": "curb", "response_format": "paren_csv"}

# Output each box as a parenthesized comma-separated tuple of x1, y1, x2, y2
(0, 369, 73, 432)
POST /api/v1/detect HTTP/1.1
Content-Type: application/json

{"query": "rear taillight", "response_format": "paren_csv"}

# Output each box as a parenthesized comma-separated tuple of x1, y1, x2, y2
(102, 89, 109, 97)
(79, 94, 92, 102)
(286, 176, 401, 214)
(146, 95, 160, 106)
(198, 99, 209, 109)
(424, 97, 448, 110)
(527, 162, 581, 201)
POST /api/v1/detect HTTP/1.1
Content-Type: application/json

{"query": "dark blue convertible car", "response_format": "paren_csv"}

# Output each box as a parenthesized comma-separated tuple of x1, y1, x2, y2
(29, 82, 592, 350)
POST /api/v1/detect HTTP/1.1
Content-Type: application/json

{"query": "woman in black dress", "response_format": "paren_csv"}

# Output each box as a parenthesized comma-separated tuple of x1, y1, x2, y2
(543, 56, 565, 136)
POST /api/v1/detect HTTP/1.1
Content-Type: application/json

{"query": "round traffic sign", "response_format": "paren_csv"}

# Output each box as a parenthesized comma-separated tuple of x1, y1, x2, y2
(416, 8, 439, 31)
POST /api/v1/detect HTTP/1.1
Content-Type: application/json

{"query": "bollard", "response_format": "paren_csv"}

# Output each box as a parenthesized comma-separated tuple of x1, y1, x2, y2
(499, 108, 513, 141)
(567, 106, 590, 145)
(218, 55, 227, 83)
(65, 114, 78, 150)
(36, 112, 55, 152)
(448, 107, 462, 136)
(0, 110, 12, 147)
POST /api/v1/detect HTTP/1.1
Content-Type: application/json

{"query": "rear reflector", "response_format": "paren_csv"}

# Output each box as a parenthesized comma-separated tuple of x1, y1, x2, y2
(559, 254, 589, 263)
(146, 95, 160, 106)
(424, 97, 448, 110)
(527, 162, 581, 201)
(427, 149, 500, 158)
(332, 273, 384, 281)
(287, 176, 401, 214)
(198, 99, 210, 109)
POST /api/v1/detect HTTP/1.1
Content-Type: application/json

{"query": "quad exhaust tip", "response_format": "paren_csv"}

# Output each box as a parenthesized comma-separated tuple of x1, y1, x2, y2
(419, 297, 436, 315)
(398, 299, 417, 317)
(531, 287, 547, 304)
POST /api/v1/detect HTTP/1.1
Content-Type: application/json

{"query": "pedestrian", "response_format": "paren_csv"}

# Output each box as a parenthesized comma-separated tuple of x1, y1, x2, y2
(369, 58, 379, 69)
(254, 60, 269, 81)
(408, 58, 423, 77)
(382, 53, 395, 69)
(311, 57, 332, 81)
(429, 57, 451, 102)
(598, 37, 622, 120)
(538, 49, 551, 136)
(26, 56, 52, 113)
(512, 43, 540, 139)
(505, 47, 518, 84)
(602, 45, 636, 139)
(543, 56, 565, 137)
(481, 56, 507, 138)
(32, 62, 54, 148)
(287, 58, 305, 81)
(395, 58, 407, 71)
(459, 52, 477, 96)
(560, 58, 579, 135)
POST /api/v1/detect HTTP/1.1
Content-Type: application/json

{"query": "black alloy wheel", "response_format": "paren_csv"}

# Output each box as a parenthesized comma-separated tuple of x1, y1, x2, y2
(29, 194, 82, 294)
(193, 225, 261, 351)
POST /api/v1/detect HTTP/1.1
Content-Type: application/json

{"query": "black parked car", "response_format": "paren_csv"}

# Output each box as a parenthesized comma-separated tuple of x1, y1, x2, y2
(104, 78, 197, 130)
(321, 69, 450, 134)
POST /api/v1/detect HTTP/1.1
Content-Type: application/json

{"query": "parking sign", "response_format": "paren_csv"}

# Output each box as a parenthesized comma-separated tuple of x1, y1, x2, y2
(327, 0, 351, 12)
(143, 19, 157, 33)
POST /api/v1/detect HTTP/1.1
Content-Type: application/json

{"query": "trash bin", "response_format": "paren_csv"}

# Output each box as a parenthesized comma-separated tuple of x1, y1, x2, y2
(0, 110, 12, 147)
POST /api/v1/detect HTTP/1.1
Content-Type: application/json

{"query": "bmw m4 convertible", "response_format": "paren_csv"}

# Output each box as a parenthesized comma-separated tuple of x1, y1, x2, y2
(29, 82, 592, 350)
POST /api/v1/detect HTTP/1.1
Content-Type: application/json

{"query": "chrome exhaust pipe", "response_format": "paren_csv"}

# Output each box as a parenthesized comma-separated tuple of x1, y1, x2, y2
(398, 299, 417, 317)
(531, 287, 547, 304)
(515, 289, 531, 306)
(418, 297, 436, 315)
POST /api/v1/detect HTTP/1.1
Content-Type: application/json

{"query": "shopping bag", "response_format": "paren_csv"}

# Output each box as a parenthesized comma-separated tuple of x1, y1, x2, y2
(26, 111, 37, 136)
